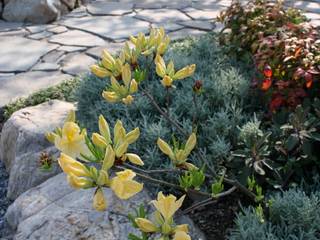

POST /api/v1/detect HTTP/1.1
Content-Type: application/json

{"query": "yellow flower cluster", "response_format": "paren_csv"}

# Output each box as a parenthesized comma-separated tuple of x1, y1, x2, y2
(129, 27, 170, 57)
(155, 55, 196, 88)
(101, 63, 138, 105)
(92, 115, 144, 166)
(157, 133, 197, 170)
(135, 192, 191, 240)
(90, 27, 196, 105)
(46, 112, 143, 211)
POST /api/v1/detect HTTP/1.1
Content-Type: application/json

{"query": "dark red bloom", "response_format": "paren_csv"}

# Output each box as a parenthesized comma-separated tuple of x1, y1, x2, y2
(263, 65, 273, 78)
(193, 80, 203, 93)
(269, 94, 285, 112)
(261, 78, 272, 91)
(304, 72, 313, 88)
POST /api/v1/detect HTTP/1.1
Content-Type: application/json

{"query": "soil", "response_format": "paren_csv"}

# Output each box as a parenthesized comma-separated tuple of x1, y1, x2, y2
(184, 192, 249, 240)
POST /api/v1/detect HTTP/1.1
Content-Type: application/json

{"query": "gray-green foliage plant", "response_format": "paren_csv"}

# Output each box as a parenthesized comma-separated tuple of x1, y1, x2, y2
(229, 189, 320, 240)
(75, 34, 254, 176)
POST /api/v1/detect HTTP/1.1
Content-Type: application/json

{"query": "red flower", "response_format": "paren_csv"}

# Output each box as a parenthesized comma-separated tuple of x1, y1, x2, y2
(263, 65, 272, 78)
(269, 94, 284, 112)
(261, 78, 272, 91)
(304, 72, 313, 88)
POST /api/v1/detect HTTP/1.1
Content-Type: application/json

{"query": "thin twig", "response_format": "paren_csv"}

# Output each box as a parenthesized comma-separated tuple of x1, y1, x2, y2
(182, 186, 237, 215)
(142, 88, 188, 136)
(122, 162, 256, 201)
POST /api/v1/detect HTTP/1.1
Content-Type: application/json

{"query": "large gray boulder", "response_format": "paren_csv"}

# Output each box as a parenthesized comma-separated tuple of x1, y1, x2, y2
(3, 0, 62, 23)
(2, 0, 85, 23)
(0, 100, 75, 200)
(6, 173, 205, 240)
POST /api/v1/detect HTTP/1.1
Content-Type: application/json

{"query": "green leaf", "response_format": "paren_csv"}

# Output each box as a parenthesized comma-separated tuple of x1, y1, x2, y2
(285, 135, 299, 152)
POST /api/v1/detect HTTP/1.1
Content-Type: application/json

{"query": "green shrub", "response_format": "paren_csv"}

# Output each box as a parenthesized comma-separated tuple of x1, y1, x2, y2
(229, 189, 320, 240)
(3, 77, 79, 120)
(75, 34, 254, 173)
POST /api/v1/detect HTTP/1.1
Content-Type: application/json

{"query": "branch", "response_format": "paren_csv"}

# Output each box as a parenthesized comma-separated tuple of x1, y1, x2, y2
(141, 89, 188, 137)
(122, 162, 256, 201)
(182, 186, 237, 215)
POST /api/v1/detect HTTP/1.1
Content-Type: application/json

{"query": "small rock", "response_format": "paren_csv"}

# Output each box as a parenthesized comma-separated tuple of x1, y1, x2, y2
(135, 9, 190, 23)
(32, 62, 60, 71)
(87, 2, 133, 16)
(178, 20, 214, 31)
(0, 100, 75, 199)
(62, 53, 95, 75)
(42, 50, 65, 63)
(0, 37, 58, 72)
(26, 25, 48, 34)
(183, 7, 221, 20)
(28, 31, 53, 40)
(48, 25, 68, 34)
(58, 45, 87, 52)
(61, 16, 150, 40)
(48, 30, 106, 47)
(6, 173, 206, 240)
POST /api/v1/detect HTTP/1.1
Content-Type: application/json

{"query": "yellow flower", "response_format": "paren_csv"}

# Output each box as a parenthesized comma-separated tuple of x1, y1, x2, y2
(93, 188, 107, 211)
(173, 231, 191, 240)
(92, 133, 108, 148)
(175, 224, 189, 233)
(122, 95, 134, 105)
(135, 218, 158, 233)
(98, 115, 111, 143)
(58, 153, 90, 178)
(90, 64, 111, 78)
(102, 145, 115, 171)
(173, 64, 196, 80)
(125, 153, 144, 166)
(54, 122, 89, 159)
(155, 55, 196, 88)
(157, 138, 175, 159)
(45, 132, 58, 144)
(151, 192, 185, 221)
(161, 75, 173, 88)
(110, 169, 143, 199)
(157, 133, 197, 169)
(102, 91, 119, 103)
(67, 173, 92, 189)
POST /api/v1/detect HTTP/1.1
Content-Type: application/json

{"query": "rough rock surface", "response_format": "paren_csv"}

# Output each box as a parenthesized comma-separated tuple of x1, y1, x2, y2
(0, 100, 75, 200)
(3, 0, 62, 24)
(5, 173, 206, 240)
(2, 0, 85, 23)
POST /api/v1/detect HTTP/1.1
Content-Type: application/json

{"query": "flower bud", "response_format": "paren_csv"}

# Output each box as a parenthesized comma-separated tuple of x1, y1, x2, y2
(93, 188, 107, 211)
(126, 153, 144, 166)
(92, 133, 108, 148)
(122, 95, 134, 105)
(125, 127, 140, 144)
(102, 91, 119, 103)
(161, 75, 173, 88)
(90, 65, 111, 78)
(129, 79, 138, 93)
(135, 218, 157, 233)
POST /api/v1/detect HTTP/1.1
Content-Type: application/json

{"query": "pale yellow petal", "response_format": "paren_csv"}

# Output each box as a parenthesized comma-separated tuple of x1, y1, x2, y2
(126, 153, 144, 166)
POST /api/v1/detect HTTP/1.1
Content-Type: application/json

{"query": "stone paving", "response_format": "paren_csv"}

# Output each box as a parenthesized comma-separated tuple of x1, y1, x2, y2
(0, 0, 319, 107)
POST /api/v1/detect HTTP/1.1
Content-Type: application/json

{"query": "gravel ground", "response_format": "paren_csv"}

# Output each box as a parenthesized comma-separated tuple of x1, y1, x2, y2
(0, 160, 12, 239)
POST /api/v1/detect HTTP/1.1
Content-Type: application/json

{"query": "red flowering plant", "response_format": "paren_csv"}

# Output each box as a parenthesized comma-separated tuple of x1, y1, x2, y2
(254, 22, 320, 112)
(218, 0, 320, 113)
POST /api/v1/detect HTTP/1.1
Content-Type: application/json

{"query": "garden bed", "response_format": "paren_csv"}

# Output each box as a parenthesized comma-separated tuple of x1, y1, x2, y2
(1, 1, 320, 239)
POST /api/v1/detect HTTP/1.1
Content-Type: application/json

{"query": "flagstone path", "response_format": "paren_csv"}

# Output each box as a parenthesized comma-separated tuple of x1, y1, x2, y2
(0, 0, 319, 107)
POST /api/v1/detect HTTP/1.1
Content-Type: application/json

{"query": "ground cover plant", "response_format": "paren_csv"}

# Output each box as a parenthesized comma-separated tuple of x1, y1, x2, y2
(39, 1, 320, 239)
